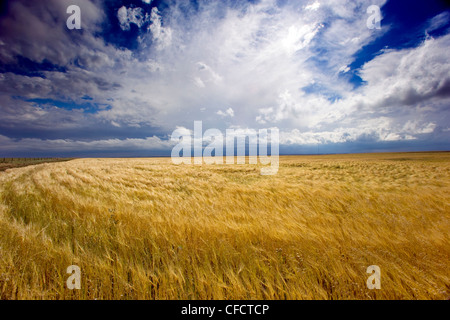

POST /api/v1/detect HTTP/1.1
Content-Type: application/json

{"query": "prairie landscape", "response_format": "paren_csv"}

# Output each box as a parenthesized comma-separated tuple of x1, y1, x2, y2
(0, 158, 73, 172)
(0, 152, 448, 300)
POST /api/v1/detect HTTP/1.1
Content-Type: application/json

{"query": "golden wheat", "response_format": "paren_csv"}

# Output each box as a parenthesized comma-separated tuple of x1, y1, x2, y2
(0, 153, 449, 299)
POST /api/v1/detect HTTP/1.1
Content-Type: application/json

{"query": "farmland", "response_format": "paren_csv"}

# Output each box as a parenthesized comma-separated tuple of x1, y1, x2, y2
(0, 152, 448, 299)
(0, 158, 73, 172)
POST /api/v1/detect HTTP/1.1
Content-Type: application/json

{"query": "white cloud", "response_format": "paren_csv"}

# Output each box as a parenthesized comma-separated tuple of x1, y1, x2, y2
(427, 11, 450, 33)
(117, 6, 147, 31)
(148, 7, 172, 50)
(338, 65, 350, 73)
(282, 24, 323, 55)
(305, 1, 321, 11)
(107, 0, 448, 145)
(1, 0, 448, 154)
(217, 108, 234, 118)
(256, 33, 450, 143)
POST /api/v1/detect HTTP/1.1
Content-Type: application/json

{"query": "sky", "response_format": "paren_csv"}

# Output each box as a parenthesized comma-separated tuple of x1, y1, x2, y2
(0, 0, 449, 157)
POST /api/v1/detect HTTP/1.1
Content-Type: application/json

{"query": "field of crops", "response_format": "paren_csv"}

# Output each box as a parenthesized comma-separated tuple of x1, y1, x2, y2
(0, 153, 448, 299)
(0, 158, 73, 172)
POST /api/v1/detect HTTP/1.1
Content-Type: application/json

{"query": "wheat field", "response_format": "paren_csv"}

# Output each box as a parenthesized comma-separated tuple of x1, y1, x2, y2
(0, 153, 448, 300)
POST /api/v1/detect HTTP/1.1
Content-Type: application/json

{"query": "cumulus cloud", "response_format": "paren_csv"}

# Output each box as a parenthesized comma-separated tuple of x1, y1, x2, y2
(305, 2, 321, 11)
(117, 6, 148, 31)
(217, 108, 234, 118)
(358, 35, 450, 108)
(147, 7, 172, 50)
(0, 0, 448, 154)
(255, 33, 450, 144)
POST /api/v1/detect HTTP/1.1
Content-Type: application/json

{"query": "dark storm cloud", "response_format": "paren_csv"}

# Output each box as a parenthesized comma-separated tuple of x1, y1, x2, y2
(0, 0, 104, 64)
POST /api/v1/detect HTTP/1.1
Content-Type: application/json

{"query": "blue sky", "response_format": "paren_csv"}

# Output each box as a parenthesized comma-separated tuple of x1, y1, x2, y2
(0, 0, 449, 156)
